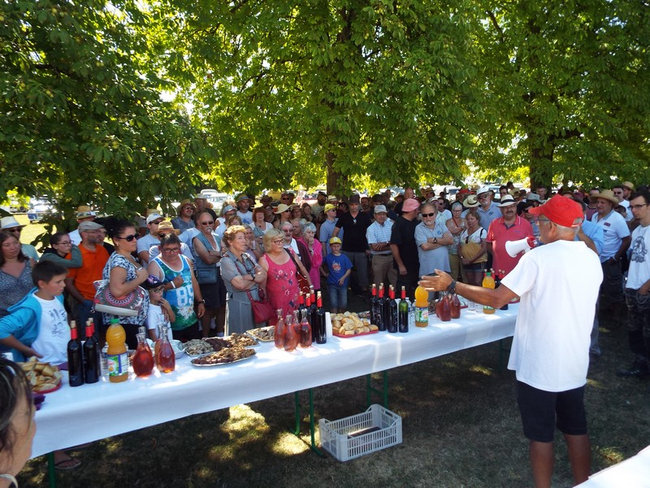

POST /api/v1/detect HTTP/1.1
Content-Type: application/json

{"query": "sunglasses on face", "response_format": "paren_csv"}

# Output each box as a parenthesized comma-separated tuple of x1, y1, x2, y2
(116, 234, 138, 242)
(200, 221, 214, 225)
(7, 228, 21, 233)
(421, 213, 436, 218)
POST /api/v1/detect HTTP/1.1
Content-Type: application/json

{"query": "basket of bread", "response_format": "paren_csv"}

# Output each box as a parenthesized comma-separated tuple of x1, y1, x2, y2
(19, 358, 63, 393)
(331, 312, 379, 337)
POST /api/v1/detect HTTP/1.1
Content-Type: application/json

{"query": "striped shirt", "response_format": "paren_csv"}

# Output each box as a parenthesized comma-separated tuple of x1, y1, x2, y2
(366, 219, 394, 255)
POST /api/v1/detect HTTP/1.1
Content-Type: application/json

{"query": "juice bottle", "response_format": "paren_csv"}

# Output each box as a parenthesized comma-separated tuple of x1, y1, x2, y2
(106, 319, 128, 383)
(438, 293, 451, 322)
(274, 309, 285, 349)
(155, 324, 175, 373)
(482, 270, 495, 314)
(133, 327, 154, 377)
(284, 314, 298, 351)
(450, 293, 461, 319)
(299, 310, 312, 348)
(414, 286, 429, 327)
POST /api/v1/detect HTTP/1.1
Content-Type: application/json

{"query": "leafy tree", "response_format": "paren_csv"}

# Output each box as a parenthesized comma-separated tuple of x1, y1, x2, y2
(0, 0, 211, 237)
(152, 0, 481, 196)
(472, 0, 650, 189)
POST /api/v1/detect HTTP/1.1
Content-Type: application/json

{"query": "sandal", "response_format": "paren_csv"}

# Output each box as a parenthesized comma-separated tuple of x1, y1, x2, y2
(54, 456, 81, 471)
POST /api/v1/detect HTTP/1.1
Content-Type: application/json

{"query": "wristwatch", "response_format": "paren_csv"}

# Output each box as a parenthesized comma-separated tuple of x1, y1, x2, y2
(196, 298, 206, 304)
(433, 237, 438, 244)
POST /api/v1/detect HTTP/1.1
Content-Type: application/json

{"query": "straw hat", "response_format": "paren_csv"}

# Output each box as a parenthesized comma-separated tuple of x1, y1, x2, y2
(463, 195, 479, 208)
(157, 221, 181, 236)
(590, 190, 619, 206)
(75, 205, 96, 219)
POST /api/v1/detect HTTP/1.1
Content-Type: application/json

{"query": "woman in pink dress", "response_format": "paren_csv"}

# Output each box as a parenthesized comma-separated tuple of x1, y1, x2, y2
(302, 223, 322, 290)
(259, 229, 311, 322)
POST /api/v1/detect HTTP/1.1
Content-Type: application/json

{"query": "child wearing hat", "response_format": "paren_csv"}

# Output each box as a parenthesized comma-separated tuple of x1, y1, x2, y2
(322, 237, 352, 313)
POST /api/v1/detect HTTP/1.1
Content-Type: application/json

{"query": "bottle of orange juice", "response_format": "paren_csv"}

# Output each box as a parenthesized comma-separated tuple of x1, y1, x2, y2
(482, 270, 495, 314)
(106, 319, 129, 383)
(414, 285, 429, 327)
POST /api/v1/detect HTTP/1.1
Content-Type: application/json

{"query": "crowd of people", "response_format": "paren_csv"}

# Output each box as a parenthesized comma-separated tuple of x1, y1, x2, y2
(0, 180, 648, 480)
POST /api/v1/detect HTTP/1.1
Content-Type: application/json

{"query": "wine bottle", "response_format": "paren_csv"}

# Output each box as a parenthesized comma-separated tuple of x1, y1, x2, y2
(67, 321, 84, 387)
(83, 320, 99, 383)
(376, 284, 386, 331)
(370, 284, 379, 326)
(387, 285, 398, 333)
(315, 291, 327, 344)
(399, 286, 409, 333)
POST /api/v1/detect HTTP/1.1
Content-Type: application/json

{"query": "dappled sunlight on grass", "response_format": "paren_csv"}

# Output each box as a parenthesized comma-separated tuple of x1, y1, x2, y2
(598, 446, 625, 464)
(209, 405, 271, 462)
(105, 438, 123, 454)
(587, 378, 606, 389)
(270, 432, 310, 456)
(469, 364, 493, 376)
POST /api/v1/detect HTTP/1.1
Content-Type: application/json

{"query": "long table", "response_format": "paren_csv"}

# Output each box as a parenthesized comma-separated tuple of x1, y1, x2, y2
(32, 305, 518, 458)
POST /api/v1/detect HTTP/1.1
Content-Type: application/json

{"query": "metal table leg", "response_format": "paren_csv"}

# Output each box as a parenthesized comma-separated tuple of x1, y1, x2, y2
(293, 389, 324, 456)
(47, 451, 57, 488)
(365, 371, 389, 408)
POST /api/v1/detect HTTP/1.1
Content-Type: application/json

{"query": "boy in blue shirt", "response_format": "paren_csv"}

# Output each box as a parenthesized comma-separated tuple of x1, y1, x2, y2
(323, 237, 352, 313)
(0, 261, 69, 362)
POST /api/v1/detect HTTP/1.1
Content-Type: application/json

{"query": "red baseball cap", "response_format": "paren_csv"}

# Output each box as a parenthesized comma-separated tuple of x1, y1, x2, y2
(529, 194, 583, 227)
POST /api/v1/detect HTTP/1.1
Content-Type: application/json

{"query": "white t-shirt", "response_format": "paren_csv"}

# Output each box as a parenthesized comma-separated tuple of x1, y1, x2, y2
(30, 296, 70, 365)
(146, 303, 174, 342)
(627, 224, 650, 290)
(179, 228, 200, 247)
(501, 240, 602, 392)
(591, 210, 630, 261)
(69, 229, 81, 246)
(136, 234, 160, 260)
(237, 210, 253, 226)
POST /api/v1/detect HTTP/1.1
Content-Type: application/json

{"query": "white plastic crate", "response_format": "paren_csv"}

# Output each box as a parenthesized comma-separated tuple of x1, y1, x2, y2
(319, 404, 402, 461)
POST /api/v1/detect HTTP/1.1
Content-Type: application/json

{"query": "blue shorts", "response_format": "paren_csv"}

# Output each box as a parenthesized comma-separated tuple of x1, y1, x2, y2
(516, 381, 587, 443)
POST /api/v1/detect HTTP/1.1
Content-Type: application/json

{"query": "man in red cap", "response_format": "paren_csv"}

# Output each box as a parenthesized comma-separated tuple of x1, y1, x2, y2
(419, 195, 602, 487)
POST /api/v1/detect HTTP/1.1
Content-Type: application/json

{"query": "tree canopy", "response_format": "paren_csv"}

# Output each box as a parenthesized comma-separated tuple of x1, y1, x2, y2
(1, 0, 648, 222)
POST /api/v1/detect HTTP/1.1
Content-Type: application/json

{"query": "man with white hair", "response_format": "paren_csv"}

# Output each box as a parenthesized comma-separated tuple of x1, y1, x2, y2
(366, 205, 396, 289)
(420, 195, 602, 487)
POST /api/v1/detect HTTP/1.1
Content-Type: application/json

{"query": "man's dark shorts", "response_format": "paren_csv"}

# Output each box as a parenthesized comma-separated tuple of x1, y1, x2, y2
(516, 381, 587, 443)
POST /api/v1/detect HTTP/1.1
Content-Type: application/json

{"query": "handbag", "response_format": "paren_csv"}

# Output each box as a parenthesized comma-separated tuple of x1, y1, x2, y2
(93, 280, 146, 317)
(233, 257, 274, 324)
(286, 249, 311, 295)
(245, 287, 275, 324)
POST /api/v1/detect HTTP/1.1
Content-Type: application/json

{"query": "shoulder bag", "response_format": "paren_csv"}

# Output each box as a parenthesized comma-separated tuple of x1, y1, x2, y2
(233, 258, 274, 324)
(93, 279, 146, 317)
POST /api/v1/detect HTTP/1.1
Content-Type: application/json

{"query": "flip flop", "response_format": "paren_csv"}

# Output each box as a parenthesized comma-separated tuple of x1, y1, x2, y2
(54, 456, 81, 471)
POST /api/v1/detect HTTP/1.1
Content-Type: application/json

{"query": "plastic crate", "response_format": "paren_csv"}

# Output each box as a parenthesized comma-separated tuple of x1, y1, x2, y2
(319, 404, 402, 461)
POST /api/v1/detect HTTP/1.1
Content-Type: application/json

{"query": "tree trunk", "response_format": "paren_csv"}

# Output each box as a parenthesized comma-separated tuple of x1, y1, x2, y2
(528, 135, 556, 191)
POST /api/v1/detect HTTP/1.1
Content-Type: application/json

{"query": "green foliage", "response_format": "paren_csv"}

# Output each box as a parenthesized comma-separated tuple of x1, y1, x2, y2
(471, 0, 650, 189)
(152, 0, 481, 195)
(0, 0, 212, 230)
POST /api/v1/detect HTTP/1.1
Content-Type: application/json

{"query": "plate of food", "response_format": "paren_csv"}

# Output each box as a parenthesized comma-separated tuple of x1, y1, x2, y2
(19, 358, 63, 393)
(191, 346, 256, 367)
(246, 326, 275, 342)
(331, 312, 379, 338)
(182, 339, 216, 357)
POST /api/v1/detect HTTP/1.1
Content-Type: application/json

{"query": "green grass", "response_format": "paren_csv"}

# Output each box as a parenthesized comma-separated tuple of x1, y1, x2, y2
(18, 319, 650, 488)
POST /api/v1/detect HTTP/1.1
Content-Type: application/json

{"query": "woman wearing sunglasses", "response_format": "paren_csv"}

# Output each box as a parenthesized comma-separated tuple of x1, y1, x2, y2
(414, 203, 454, 277)
(102, 220, 150, 347)
(191, 210, 226, 338)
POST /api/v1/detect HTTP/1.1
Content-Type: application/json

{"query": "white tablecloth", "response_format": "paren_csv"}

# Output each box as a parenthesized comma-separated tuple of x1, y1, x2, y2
(575, 446, 650, 487)
(31, 305, 517, 458)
